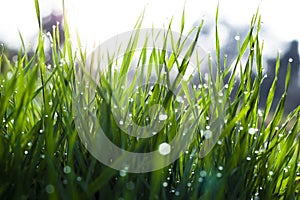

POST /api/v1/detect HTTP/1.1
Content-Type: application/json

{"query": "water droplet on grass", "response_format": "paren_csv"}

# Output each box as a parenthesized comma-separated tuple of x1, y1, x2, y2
(176, 96, 184, 103)
(45, 184, 55, 194)
(126, 181, 135, 190)
(159, 114, 168, 121)
(203, 130, 212, 139)
(234, 35, 240, 41)
(128, 98, 134, 103)
(63, 166, 71, 174)
(200, 170, 207, 177)
(119, 170, 127, 177)
(258, 109, 263, 117)
(248, 128, 257, 135)
(159, 143, 171, 155)
(162, 182, 168, 187)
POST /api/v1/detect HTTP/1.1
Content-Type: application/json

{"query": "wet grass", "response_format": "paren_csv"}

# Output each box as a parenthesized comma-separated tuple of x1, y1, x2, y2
(0, 1, 299, 199)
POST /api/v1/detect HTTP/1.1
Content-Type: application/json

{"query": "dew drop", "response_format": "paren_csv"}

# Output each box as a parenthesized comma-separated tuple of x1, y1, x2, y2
(159, 114, 168, 121)
(216, 172, 222, 178)
(203, 130, 212, 139)
(234, 35, 240, 41)
(162, 182, 168, 187)
(200, 170, 207, 177)
(288, 58, 293, 63)
(176, 96, 184, 103)
(63, 166, 71, 174)
(119, 170, 127, 177)
(158, 143, 171, 155)
(258, 109, 263, 117)
(128, 98, 134, 103)
(126, 181, 135, 190)
(45, 184, 55, 194)
(248, 128, 257, 135)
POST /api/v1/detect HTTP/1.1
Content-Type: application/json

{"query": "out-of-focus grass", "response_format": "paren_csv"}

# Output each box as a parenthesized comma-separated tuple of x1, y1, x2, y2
(0, 1, 299, 199)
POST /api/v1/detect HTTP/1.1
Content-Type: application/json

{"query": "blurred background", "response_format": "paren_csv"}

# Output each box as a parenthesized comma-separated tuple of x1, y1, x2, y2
(0, 0, 299, 112)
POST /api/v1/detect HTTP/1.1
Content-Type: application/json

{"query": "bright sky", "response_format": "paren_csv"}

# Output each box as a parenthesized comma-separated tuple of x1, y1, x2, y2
(0, 0, 299, 56)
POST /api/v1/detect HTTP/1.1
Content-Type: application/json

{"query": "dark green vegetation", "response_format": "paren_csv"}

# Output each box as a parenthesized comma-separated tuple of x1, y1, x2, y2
(0, 1, 299, 199)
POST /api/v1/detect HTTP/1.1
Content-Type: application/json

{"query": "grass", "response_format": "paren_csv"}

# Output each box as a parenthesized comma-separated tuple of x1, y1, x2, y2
(0, 1, 299, 199)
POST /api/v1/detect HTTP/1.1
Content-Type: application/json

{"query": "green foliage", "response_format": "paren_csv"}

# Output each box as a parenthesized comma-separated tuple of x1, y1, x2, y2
(0, 1, 299, 199)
